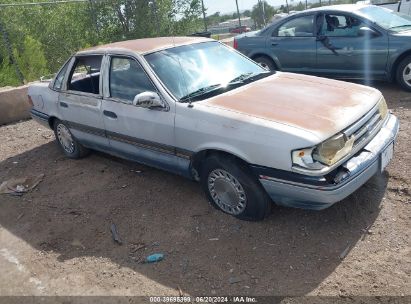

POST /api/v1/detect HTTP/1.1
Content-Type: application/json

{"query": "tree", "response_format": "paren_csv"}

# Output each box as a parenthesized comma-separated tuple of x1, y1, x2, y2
(0, 0, 204, 86)
(251, 1, 275, 28)
(243, 9, 251, 17)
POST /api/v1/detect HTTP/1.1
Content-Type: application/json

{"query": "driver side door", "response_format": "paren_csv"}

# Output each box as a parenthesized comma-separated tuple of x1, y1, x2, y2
(315, 12, 389, 79)
(101, 55, 180, 173)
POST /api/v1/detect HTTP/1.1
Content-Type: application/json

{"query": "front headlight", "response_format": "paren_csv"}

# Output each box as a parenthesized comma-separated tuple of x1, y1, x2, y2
(293, 98, 386, 170)
(292, 133, 355, 169)
(291, 147, 326, 170)
(378, 96, 388, 120)
(313, 133, 355, 166)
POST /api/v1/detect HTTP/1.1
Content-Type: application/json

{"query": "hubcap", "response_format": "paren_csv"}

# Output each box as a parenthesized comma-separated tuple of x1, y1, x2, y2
(402, 63, 411, 87)
(208, 169, 247, 215)
(57, 124, 75, 154)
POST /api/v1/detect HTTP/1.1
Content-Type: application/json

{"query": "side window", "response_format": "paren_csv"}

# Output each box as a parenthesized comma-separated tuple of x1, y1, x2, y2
(322, 14, 364, 37)
(67, 55, 103, 94)
(109, 57, 156, 102)
(275, 15, 314, 37)
(53, 59, 70, 91)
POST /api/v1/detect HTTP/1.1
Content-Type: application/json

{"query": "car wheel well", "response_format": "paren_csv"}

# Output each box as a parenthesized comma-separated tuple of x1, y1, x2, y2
(48, 116, 57, 129)
(190, 150, 250, 181)
(391, 50, 411, 81)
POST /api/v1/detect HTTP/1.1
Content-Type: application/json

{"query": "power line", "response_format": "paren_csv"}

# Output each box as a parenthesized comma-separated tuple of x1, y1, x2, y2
(0, 0, 91, 8)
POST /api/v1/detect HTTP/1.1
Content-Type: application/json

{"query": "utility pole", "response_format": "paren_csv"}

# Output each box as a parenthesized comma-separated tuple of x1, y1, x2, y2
(261, 0, 266, 25)
(88, 0, 99, 41)
(305, 0, 308, 9)
(201, 0, 207, 31)
(150, 0, 160, 35)
(235, 0, 241, 27)
(0, 14, 24, 84)
(257, 0, 266, 26)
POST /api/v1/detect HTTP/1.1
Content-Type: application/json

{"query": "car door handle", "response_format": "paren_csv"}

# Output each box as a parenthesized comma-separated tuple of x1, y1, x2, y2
(60, 102, 68, 108)
(103, 110, 117, 119)
(271, 42, 278, 46)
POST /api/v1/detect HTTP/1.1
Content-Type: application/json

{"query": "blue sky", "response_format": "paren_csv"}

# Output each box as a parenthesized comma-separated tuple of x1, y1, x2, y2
(203, 0, 288, 14)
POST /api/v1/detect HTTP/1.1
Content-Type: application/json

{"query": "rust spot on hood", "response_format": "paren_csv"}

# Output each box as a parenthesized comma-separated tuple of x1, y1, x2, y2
(204, 72, 381, 139)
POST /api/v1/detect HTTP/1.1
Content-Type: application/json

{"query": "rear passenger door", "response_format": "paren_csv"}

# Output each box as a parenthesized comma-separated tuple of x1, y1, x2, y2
(59, 55, 109, 148)
(269, 14, 317, 73)
(101, 55, 179, 173)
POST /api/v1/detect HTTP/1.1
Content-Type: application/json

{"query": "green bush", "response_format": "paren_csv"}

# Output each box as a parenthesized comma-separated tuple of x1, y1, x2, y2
(0, 59, 21, 87)
(15, 36, 49, 83)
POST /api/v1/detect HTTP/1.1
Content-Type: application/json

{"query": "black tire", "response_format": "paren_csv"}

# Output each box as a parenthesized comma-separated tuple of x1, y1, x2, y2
(253, 55, 276, 71)
(396, 55, 411, 92)
(53, 119, 89, 159)
(200, 154, 271, 221)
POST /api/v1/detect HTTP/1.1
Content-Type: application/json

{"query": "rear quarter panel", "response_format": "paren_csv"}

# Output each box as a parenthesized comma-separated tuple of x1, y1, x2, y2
(236, 36, 268, 59)
(28, 83, 61, 128)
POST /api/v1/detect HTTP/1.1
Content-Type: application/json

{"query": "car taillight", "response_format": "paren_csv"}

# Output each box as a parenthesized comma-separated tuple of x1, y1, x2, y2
(233, 38, 238, 49)
(27, 95, 34, 107)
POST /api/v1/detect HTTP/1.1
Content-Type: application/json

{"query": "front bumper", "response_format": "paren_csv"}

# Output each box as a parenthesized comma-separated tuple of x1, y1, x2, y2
(257, 113, 399, 210)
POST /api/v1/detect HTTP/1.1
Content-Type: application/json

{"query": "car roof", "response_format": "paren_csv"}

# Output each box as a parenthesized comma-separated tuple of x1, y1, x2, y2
(304, 3, 370, 13)
(78, 36, 213, 55)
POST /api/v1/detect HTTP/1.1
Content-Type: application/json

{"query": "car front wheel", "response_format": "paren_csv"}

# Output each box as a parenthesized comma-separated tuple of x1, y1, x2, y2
(396, 55, 411, 92)
(201, 154, 271, 221)
(53, 119, 89, 159)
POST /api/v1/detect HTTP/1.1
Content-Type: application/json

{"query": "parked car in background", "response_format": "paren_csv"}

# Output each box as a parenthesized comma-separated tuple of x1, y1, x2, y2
(230, 26, 251, 34)
(28, 37, 398, 220)
(234, 4, 411, 91)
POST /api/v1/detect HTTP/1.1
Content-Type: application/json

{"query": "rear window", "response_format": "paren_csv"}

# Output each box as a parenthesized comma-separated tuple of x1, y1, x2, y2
(67, 55, 103, 95)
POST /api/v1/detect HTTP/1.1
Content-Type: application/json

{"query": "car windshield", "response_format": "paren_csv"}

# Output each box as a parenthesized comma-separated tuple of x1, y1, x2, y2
(358, 6, 411, 32)
(144, 41, 268, 102)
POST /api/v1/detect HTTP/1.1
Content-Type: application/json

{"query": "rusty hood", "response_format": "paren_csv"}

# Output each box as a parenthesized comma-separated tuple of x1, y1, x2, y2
(203, 72, 382, 140)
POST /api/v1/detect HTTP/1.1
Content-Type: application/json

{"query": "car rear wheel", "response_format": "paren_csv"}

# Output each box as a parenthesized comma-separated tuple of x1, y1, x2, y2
(253, 56, 276, 71)
(396, 55, 411, 92)
(53, 119, 89, 159)
(201, 154, 271, 221)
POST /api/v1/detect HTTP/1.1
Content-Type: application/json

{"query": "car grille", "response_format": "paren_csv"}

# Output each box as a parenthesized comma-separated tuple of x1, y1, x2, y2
(344, 104, 384, 152)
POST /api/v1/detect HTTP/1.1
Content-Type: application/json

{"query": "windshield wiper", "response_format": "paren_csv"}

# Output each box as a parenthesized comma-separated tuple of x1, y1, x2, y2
(179, 84, 222, 102)
(179, 72, 273, 103)
(229, 71, 273, 84)
(229, 72, 254, 83)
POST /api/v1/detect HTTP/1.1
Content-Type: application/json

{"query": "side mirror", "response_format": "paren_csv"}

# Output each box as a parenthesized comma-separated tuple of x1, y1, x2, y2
(358, 26, 378, 37)
(133, 91, 165, 109)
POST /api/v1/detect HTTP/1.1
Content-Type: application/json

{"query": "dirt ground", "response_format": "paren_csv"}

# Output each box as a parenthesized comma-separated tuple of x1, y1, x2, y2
(0, 81, 410, 300)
